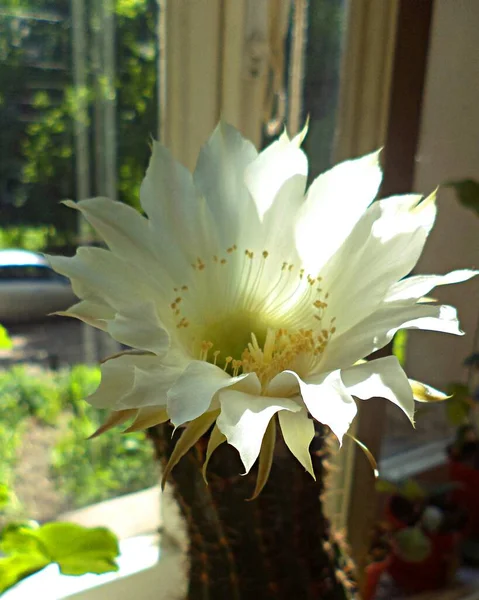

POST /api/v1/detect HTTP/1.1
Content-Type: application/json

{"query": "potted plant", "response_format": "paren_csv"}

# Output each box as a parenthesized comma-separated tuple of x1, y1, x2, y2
(364, 479, 465, 599)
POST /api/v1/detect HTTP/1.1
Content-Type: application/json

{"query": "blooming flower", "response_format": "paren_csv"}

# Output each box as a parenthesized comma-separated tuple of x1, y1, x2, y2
(48, 123, 477, 493)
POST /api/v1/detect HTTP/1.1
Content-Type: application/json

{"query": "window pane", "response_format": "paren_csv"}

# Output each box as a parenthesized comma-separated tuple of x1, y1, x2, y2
(0, 0, 159, 526)
(303, 0, 345, 177)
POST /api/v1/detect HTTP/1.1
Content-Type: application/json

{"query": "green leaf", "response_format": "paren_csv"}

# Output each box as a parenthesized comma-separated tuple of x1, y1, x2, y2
(445, 383, 472, 426)
(30, 523, 120, 576)
(0, 522, 40, 555)
(0, 553, 50, 595)
(0, 522, 119, 593)
(394, 527, 432, 562)
(0, 326, 12, 350)
(445, 179, 479, 217)
(447, 382, 471, 400)
(446, 397, 471, 426)
(375, 478, 399, 495)
(401, 479, 427, 501)
(392, 330, 408, 368)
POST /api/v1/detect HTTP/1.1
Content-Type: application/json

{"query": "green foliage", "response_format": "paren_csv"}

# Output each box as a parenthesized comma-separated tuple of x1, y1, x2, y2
(0, 326, 12, 351)
(0, 225, 74, 252)
(0, 226, 45, 250)
(0, 521, 119, 594)
(0, 366, 64, 426)
(58, 364, 101, 416)
(1, 0, 158, 233)
(445, 179, 479, 218)
(0, 486, 10, 511)
(51, 406, 157, 509)
(445, 382, 472, 426)
(0, 374, 29, 485)
(0, 364, 156, 513)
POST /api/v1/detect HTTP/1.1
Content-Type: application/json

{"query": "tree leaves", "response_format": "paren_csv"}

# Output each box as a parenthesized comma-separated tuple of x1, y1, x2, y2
(0, 522, 119, 594)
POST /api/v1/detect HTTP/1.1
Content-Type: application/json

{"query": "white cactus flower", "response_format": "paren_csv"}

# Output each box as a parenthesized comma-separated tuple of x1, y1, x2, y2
(48, 122, 477, 493)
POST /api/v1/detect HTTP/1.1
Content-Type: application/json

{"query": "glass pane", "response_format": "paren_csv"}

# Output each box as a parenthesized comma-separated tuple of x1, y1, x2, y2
(0, 1, 159, 527)
(303, 0, 345, 177)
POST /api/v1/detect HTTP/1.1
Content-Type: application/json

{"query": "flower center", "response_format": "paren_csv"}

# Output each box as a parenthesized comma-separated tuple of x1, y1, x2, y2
(200, 310, 270, 365)
(199, 324, 336, 391)
(165, 244, 336, 384)
(240, 327, 335, 388)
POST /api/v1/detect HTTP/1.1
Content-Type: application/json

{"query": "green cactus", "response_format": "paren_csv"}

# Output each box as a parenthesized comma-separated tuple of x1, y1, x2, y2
(149, 423, 356, 600)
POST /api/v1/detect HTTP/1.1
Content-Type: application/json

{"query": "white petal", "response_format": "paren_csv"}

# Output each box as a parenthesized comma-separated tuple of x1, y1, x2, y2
(296, 151, 382, 274)
(105, 302, 169, 355)
(245, 132, 308, 219)
(119, 359, 185, 409)
(55, 299, 114, 331)
(124, 405, 169, 431)
(341, 356, 415, 424)
(261, 175, 306, 262)
(140, 139, 219, 274)
(278, 409, 315, 478)
(321, 301, 463, 372)
(166, 360, 261, 427)
(47, 248, 163, 313)
(63, 198, 173, 286)
(320, 192, 437, 337)
(272, 370, 357, 444)
(386, 269, 479, 302)
(88, 354, 165, 409)
(216, 390, 300, 473)
(194, 122, 261, 248)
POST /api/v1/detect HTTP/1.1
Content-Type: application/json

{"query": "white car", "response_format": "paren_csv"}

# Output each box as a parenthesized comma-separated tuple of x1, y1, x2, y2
(0, 249, 77, 323)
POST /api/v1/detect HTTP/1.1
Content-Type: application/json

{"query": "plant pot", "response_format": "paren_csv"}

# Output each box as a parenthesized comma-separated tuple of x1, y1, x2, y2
(363, 558, 390, 600)
(387, 530, 460, 594)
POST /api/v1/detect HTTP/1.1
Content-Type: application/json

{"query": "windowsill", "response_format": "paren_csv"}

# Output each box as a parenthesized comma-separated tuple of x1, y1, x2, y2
(2, 441, 454, 599)
(3, 486, 187, 600)
(3, 534, 164, 600)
